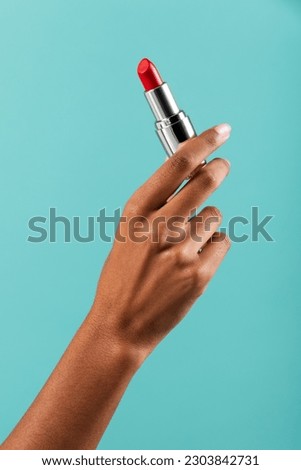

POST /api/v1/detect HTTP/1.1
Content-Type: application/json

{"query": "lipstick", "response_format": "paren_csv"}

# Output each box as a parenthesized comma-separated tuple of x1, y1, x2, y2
(137, 58, 197, 157)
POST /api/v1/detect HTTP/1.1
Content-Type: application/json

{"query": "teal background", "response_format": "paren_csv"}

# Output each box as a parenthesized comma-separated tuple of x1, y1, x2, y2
(0, 0, 300, 450)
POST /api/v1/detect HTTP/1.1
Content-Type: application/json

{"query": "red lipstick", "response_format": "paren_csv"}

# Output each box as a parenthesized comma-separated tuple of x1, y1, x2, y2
(137, 58, 196, 157)
(137, 58, 163, 91)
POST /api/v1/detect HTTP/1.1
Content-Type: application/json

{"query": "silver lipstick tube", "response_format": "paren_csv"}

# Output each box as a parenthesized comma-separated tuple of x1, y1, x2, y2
(145, 82, 196, 157)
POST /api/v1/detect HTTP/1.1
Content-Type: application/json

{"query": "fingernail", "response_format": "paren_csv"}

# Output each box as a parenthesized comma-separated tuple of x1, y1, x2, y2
(215, 123, 232, 139)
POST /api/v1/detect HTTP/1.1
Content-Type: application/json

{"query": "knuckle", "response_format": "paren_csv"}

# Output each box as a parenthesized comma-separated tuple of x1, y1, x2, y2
(124, 200, 139, 216)
(214, 157, 230, 172)
(123, 191, 144, 216)
(201, 168, 218, 190)
(159, 245, 192, 269)
(169, 152, 191, 173)
(203, 129, 219, 147)
(204, 205, 222, 223)
(174, 248, 191, 268)
(123, 200, 136, 215)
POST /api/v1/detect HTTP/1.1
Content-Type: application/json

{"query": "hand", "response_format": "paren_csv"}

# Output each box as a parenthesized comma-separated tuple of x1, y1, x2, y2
(1, 122, 232, 450)
(91, 123, 232, 362)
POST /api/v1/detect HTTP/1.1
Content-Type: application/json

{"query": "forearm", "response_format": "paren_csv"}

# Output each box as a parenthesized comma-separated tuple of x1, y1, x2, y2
(1, 308, 141, 450)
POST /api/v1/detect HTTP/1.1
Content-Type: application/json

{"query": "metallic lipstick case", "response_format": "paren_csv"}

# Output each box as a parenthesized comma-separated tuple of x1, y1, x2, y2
(144, 83, 196, 157)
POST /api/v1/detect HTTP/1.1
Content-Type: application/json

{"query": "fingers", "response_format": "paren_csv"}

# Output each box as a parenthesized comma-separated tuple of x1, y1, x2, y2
(184, 206, 223, 253)
(133, 123, 231, 213)
(196, 232, 231, 289)
(163, 158, 230, 218)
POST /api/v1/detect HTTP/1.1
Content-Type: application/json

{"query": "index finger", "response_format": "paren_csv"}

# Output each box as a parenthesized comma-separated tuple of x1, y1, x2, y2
(135, 123, 231, 212)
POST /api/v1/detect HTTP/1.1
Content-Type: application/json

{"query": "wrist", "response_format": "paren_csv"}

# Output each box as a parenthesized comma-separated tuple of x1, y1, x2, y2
(85, 306, 147, 373)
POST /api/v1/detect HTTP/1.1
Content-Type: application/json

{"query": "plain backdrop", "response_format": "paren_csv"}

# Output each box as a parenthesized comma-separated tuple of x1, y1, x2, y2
(0, 0, 300, 449)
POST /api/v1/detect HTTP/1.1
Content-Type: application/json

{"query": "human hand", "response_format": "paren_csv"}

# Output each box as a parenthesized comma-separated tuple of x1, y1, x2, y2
(0, 123, 232, 450)
(91, 123, 232, 363)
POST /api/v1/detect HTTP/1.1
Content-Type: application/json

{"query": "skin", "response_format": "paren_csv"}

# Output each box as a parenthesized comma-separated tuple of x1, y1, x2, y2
(1, 123, 232, 450)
